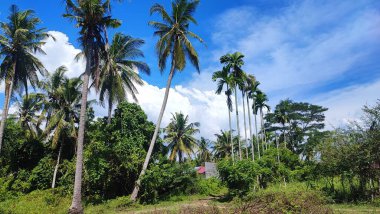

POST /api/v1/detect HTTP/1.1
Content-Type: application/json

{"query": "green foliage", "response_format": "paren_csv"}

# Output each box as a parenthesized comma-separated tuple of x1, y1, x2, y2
(266, 99, 328, 155)
(0, 188, 70, 214)
(218, 159, 260, 196)
(139, 162, 198, 204)
(195, 177, 227, 196)
(84, 102, 160, 200)
(218, 148, 305, 196)
(0, 120, 45, 172)
(239, 183, 333, 213)
(29, 156, 55, 190)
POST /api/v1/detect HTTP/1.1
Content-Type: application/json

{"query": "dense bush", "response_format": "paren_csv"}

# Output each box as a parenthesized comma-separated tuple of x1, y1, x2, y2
(218, 148, 305, 197)
(195, 177, 227, 196)
(0, 102, 165, 203)
(139, 162, 198, 204)
(218, 159, 260, 196)
(237, 183, 333, 213)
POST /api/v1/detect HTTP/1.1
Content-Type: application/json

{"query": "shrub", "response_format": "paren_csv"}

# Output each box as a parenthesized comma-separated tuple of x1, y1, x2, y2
(139, 162, 198, 204)
(195, 177, 227, 196)
(217, 159, 260, 197)
(0, 188, 70, 214)
(29, 156, 55, 190)
(237, 183, 333, 213)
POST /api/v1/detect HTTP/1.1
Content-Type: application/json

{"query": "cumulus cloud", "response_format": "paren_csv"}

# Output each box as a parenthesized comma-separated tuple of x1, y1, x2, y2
(1, 0, 379, 140)
(36, 31, 85, 78)
(187, 0, 380, 129)
(31, 31, 236, 140)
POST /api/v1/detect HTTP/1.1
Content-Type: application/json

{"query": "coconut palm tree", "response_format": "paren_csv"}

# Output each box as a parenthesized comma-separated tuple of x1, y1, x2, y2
(213, 130, 238, 159)
(245, 75, 258, 160)
(212, 67, 234, 161)
(254, 90, 270, 152)
(197, 137, 212, 163)
(220, 52, 245, 160)
(0, 5, 50, 154)
(63, 0, 121, 212)
(99, 33, 150, 124)
(42, 67, 83, 189)
(14, 93, 45, 140)
(165, 112, 200, 162)
(131, 0, 203, 201)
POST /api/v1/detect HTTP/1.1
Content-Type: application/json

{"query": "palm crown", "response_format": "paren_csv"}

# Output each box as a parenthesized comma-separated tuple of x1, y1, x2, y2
(99, 33, 150, 120)
(63, 0, 121, 87)
(0, 5, 50, 95)
(165, 112, 200, 162)
(149, 0, 203, 72)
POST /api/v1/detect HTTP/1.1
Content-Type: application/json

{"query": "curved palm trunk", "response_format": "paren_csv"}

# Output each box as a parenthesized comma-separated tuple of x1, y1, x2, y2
(234, 86, 242, 160)
(254, 110, 260, 159)
(69, 55, 91, 214)
(242, 91, 248, 159)
(226, 86, 234, 162)
(52, 140, 64, 189)
(0, 73, 15, 154)
(107, 99, 113, 125)
(131, 62, 175, 201)
(247, 97, 254, 161)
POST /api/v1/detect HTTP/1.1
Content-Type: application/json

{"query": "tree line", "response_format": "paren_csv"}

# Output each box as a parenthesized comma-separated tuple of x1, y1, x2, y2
(1, 0, 379, 213)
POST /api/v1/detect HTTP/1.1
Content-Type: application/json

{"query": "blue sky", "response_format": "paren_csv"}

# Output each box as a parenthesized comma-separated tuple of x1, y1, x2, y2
(0, 0, 379, 139)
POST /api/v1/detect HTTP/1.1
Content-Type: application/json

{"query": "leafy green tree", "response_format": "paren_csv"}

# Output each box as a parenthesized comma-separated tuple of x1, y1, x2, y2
(266, 99, 327, 154)
(220, 52, 245, 160)
(132, 0, 203, 200)
(0, 5, 50, 153)
(99, 33, 150, 124)
(85, 102, 160, 199)
(212, 67, 234, 161)
(164, 112, 199, 162)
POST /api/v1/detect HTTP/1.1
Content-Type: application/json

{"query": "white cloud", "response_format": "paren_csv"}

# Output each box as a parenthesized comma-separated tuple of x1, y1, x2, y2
(311, 80, 380, 128)
(186, 0, 380, 129)
(29, 31, 237, 140)
(36, 31, 85, 78)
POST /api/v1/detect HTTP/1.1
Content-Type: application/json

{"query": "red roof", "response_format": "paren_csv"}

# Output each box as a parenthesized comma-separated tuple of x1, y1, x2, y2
(197, 166, 205, 174)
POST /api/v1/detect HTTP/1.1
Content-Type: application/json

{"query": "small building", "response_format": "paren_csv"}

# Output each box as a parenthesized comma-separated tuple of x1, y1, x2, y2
(196, 162, 218, 178)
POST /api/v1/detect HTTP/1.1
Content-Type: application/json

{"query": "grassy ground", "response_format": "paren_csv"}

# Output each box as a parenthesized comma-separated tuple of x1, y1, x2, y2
(1, 189, 380, 213)
(330, 204, 380, 214)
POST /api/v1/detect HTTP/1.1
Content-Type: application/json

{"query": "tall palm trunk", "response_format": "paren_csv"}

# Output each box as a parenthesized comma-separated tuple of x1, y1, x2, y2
(52, 140, 64, 188)
(131, 61, 175, 201)
(242, 91, 248, 159)
(253, 103, 260, 159)
(227, 86, 234, 162)
(107, 98, 112, 125)
(69, 55, 91, 214)
(260, 109, 265, 153)
(0, 66, 15, 154)
(234, 86, 242, 160)
(247, 96, 254, 161)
